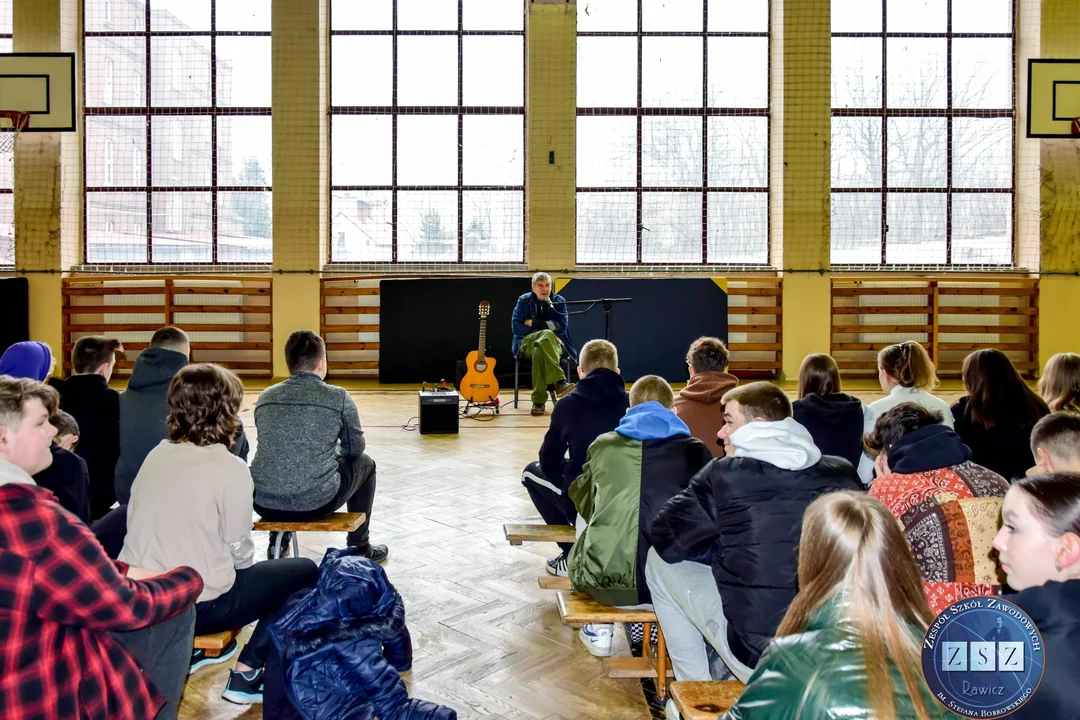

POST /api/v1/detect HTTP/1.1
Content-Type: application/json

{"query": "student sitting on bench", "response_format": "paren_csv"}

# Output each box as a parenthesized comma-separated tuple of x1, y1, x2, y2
(568, 375, 712, 658)
(120, 364, 319, 705)
(32, 409, 91, 523)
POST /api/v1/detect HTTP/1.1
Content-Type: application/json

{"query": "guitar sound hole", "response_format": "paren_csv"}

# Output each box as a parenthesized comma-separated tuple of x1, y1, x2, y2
(475, 361, 487, 372)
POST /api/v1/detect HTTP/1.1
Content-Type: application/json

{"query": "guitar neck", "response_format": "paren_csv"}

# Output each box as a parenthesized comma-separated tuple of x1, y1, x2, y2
(477, 317, 487, 360)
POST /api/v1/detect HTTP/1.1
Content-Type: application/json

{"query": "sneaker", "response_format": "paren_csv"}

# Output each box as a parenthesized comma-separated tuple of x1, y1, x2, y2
(578, 623, 614, 657)
(267, 531, 292, 559)
(530, 402, 546, 416)
(356, 543, 389, 564)
(554, 381, 576, 398)
(189, 639, 239, 675)
(546, 551, 568, 577)
(222, 667, 265, 705)
(665, 698, 682, 720)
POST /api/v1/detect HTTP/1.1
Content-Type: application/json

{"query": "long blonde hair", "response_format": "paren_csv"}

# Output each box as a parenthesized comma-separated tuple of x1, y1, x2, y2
(878, 341, 939, 391)
(777, 492, 934, 720)
(1039, 352, 1080, 413)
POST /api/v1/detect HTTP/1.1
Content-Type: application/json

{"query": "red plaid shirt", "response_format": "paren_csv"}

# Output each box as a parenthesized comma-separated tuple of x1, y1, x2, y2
(0, 482, 203, 720)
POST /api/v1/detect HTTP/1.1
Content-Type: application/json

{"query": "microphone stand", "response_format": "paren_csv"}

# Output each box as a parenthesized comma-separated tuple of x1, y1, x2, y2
(554, 298, 632, 341)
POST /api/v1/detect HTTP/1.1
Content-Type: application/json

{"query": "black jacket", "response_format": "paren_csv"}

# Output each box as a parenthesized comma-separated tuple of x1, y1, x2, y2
(538, 367, 629, 495)
(115, 348, 249, 504)
(1009, 580, 1080, 719)
(951, 396, 1045, 481)
(33, 444, 90, 523)
(58, 374, 120, 519)
(650, 455, 861, 667)
(791, 393, 866, 468)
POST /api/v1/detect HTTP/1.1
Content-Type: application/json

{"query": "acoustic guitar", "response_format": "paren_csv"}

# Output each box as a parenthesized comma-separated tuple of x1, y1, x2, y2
(460, 300, 499, 403)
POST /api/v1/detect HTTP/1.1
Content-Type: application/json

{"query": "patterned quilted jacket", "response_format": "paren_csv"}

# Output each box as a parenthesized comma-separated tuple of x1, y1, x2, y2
(869, 424, 1009, 615)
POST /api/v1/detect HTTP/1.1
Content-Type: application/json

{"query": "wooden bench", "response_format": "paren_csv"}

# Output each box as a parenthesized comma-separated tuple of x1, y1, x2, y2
(253, 512, 366, 558)
(557, 591, 673, 699)
(670, 681, 746, 719)
(503, 523, 576, 546)
(193, 628, 240, 658)
(537, 575, 571, 590)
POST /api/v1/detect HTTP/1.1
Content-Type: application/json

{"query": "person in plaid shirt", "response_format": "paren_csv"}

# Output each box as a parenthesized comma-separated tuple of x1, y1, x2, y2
(0, 375, 204, 720)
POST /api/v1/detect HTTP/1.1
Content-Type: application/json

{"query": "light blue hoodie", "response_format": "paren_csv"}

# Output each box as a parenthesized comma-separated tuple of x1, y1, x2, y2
(614, 401, 691, 442)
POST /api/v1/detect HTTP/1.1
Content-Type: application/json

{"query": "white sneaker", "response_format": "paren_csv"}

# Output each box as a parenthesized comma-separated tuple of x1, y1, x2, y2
(546, 551, 568, 577)
(578, 623, 614, 657)
(665, 698, 682, 720)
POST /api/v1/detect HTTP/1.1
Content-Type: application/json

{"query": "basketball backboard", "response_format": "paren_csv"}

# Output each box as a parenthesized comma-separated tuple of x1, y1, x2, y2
(0, 53, 76, 132)
(1028, 59, 1080, 138)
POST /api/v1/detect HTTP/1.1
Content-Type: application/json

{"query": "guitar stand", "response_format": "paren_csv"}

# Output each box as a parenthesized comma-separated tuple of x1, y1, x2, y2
(461, 397, 501, 417)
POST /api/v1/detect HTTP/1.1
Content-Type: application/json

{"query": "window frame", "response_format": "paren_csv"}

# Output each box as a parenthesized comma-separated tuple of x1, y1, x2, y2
(576, 0, 772, 267)
(830, 0, 1017, 267)
(82, 1, 272, 265)
(328, 0, 527, 265)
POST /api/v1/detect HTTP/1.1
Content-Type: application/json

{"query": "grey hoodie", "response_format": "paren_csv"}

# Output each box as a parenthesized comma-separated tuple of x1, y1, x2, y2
(0, 457, 35, 486)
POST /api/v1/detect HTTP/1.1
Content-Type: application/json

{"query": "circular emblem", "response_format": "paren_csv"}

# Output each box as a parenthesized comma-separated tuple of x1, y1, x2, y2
(922, 597, 1044, 717)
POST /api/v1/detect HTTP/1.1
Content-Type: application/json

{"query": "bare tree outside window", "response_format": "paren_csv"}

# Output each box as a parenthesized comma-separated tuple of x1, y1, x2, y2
(576, 0, 770, 267)
(830, 0, 1014, 267)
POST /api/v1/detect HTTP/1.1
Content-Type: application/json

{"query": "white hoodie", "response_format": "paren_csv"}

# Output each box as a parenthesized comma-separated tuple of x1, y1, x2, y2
(729, 417, 823, 471)
(0, 457, 35, 486)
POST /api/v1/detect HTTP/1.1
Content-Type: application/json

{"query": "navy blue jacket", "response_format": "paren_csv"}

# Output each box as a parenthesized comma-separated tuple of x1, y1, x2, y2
(267, 548, 456, 720)
(58, 374, 120, 520)
(1009, 580, 1080, 719)
(511, 291, 576, 360)
(33, 444, 91, 523)
(538, 367, 628, 496)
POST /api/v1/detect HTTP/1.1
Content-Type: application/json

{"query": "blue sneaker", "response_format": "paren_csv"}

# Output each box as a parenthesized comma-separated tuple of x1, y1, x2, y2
(222, 667, 264, 705)
(188, 639, 238, 675)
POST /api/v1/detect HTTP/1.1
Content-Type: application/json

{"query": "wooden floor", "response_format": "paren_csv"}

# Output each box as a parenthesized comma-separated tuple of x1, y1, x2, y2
(179, 382, 970, 719)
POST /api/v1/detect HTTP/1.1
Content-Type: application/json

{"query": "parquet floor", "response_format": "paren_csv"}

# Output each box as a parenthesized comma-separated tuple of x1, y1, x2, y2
(178, 381, 969, 720)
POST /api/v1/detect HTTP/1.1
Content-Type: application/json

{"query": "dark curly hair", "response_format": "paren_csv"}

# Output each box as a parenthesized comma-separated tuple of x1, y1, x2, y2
(862, 402, 943, 458)
(166, 364, 243, 448)
(686, 336, 730, 373)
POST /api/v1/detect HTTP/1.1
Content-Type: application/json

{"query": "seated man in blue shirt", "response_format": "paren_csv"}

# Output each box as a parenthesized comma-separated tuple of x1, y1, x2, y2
(511, 272, 577, 416)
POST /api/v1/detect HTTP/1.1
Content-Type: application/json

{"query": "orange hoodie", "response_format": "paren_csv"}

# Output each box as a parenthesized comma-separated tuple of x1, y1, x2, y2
(672, 371, 739, 458)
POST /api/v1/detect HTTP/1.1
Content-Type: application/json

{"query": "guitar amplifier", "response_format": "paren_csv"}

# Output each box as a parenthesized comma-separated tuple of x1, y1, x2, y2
(418, 390, 459, 435)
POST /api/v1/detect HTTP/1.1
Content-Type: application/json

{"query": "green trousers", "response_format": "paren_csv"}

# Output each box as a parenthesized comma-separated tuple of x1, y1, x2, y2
(520, 329, 567, 404)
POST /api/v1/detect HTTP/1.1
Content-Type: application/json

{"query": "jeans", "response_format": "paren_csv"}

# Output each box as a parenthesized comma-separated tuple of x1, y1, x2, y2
(644, 547, 754, 684)
(521, 461, 576, 555)
(255, 453, 377, 549)
(110, 605, 196, 720)
(519, 330, 568, 405)
(194, 558, 319, 669)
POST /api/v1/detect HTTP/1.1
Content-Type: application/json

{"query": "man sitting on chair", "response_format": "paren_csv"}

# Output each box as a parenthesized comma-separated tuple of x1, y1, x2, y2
(512, 272, 577, 417)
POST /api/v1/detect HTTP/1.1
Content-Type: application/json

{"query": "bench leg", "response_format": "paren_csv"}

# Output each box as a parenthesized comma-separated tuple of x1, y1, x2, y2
(654, 624, 670, 700)
(271, 532, 284, 560)
(291, 533, 300, 558)
(514, 357, 520, 409)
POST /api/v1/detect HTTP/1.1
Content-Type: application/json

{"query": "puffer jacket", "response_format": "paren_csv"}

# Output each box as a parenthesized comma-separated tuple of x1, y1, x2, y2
(651, 418, 862, 668)
(267, 548, 456, 720)
(510, 291, 576, 360)
(723, 595, 959, 719)
(568, 402, 712, 606)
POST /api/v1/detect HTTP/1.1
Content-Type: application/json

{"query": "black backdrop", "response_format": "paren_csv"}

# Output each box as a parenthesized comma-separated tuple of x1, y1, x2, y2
(0, 277, 29, 357)
(379, 277, 728, 384)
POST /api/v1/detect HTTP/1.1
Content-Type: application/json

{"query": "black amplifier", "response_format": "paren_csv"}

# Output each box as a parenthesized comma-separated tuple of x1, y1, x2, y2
(418, 391, 459, 435)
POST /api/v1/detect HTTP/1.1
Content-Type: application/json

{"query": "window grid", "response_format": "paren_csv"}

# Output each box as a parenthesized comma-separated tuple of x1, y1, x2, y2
(83, 2, 272, 264)
(830, 0, 1016, 266)
(329, 0, 526, 264)
(576, 2, 771, 266)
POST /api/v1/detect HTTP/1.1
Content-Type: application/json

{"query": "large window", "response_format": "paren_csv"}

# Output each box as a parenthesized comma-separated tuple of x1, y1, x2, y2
(84, 0, 272, 264)
(330, 0, 525, 264)
(830, 0, 1014, 266)
(576, 0, 769, 266)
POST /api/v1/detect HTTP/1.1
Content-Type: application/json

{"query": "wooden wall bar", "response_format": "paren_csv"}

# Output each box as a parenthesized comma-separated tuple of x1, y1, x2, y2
(321, 277, 380, 378)
(727, 278, 783, 378)
(62, 275, 273, 378)
(830, 277, 1039, 378)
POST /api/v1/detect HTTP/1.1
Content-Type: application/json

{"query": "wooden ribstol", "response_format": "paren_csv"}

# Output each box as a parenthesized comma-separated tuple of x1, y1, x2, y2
(726, 277, 782, 379)
(557, 591, 674, 699)
(830, 276, 1039, 378)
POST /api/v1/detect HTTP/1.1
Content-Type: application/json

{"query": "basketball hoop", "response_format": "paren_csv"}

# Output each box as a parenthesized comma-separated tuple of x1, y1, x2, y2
(0, 111, 30, 154)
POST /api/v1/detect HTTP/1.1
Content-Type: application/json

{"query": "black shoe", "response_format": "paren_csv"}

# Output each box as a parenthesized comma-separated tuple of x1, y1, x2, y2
(530, 402, 546, 416)
(554, 381, 575, 398)
(267, 531, 292, 558)
(355, 543, 389, 564)
(222, 667, 265, 705)
(189, 639, 239, 675)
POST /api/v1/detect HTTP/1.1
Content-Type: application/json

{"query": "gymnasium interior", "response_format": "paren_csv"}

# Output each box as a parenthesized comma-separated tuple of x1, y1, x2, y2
(1, 0, 1079, 717)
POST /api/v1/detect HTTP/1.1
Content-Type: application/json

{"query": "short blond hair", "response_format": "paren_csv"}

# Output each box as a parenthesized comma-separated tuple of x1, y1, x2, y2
(630, 375, 674, 408)
(579, 339, 618, 374)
